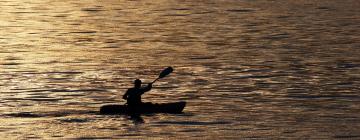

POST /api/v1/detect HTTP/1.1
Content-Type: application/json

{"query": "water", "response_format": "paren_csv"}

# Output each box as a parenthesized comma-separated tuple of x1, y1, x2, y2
(0, 0, 359, 139)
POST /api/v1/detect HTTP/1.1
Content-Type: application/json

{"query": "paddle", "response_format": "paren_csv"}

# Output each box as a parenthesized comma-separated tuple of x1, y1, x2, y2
(151, 67, 173, 84)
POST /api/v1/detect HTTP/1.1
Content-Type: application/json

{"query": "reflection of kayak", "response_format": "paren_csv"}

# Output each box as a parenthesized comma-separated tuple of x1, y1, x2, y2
(100, 101, 186, 114)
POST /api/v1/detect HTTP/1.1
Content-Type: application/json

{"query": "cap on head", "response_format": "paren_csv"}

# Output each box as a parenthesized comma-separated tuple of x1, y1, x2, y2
(134, 79, 142, 87)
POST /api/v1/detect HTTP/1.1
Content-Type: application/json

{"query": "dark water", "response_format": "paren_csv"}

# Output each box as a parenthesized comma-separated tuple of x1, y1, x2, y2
(1, 0, 360, 139)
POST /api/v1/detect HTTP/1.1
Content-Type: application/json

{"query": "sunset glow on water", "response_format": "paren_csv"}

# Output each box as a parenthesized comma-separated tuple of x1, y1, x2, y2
(1, 0, 360, 139)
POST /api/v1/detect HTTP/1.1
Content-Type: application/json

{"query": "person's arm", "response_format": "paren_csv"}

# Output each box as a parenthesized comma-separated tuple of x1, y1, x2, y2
(123, 89, 129, 100)
(141, 83, 153, 93)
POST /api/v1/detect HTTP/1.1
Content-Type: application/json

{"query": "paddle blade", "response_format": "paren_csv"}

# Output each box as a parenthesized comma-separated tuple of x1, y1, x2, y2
(158, 67, 173, 79)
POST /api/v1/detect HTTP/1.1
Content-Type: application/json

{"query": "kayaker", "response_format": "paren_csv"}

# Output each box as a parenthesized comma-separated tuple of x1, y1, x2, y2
(122, 79, 152, 106)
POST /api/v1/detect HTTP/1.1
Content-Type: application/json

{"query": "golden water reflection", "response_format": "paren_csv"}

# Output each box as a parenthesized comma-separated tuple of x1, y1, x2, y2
(1, 0, 360, 139)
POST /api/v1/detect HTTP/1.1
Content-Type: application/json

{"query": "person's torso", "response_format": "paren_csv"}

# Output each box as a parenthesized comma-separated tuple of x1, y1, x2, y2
(127, 88, 145, 105)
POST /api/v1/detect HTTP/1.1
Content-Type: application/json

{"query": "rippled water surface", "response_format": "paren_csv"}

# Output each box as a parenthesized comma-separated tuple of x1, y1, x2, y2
(1, 0, 360, 139)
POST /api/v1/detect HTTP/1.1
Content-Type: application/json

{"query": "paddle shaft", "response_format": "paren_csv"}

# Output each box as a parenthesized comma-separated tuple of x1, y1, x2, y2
(151, 78, 162, 84)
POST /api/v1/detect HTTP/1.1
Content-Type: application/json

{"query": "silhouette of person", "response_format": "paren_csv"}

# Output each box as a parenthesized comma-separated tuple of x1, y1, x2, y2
(122, 79, 152, 107)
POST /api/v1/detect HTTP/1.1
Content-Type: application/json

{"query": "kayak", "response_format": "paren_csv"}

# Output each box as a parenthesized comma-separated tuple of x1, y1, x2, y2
(100, 101, 186, 115)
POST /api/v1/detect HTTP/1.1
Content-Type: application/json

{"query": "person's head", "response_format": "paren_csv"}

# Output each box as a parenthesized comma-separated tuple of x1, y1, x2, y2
(134, 79, 142, 88)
